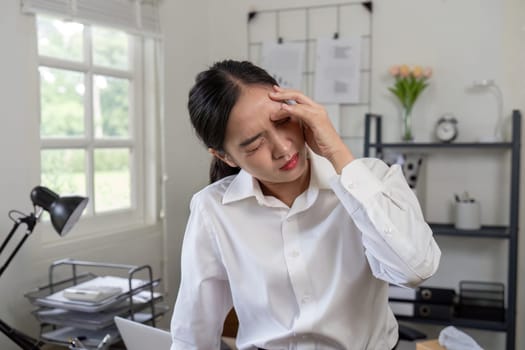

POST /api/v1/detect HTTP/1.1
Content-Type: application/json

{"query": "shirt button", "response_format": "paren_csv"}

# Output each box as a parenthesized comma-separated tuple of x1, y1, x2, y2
(385, 227, 393, 235)
(290, 250, 300, 258)
(346, 181, 354, 190)
(301, 295, 311, 304)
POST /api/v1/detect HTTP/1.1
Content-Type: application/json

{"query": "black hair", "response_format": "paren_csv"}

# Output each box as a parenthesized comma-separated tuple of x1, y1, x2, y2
(188, 60, 278, 183)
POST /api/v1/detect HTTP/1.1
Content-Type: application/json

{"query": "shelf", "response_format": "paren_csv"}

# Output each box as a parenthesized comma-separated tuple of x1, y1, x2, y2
(368, 142, 513, 149)
(397, 316, 507, 332)
(365, 111, 521, 350)
(429, 223, 510, 239)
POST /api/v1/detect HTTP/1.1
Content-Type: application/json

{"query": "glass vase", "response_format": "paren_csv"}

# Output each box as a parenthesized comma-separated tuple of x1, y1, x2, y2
(401, 107, 414, 142)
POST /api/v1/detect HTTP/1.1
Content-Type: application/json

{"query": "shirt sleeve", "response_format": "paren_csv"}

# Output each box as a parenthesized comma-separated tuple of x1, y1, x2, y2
(170, 195, 233, 350)
(329, 158, 441, 288)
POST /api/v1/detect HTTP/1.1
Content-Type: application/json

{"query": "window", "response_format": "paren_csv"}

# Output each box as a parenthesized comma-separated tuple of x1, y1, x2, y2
(36, 15, 158, 234)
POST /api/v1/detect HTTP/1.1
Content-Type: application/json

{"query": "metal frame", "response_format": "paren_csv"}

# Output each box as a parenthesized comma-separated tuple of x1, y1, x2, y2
(247, 1, 373, 150)
(363, 111, 521, 350)
(47, 258, 158, 326)
(23, 258, 165, 349)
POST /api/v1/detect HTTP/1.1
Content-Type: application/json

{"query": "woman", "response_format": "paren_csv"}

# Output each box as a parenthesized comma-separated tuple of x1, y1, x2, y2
(170, 60, 440, 350)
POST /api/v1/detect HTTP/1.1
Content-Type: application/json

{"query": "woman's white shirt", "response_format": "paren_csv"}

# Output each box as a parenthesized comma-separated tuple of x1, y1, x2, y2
(170, 153, 441, 350)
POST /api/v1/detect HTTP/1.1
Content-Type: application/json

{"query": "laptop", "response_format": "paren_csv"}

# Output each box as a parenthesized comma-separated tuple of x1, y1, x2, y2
(115, 316, 236, 350)
(114, 316, 172, 350)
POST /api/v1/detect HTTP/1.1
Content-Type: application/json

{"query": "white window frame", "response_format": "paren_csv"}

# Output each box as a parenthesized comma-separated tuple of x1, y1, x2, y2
(37, 17, 159, 242)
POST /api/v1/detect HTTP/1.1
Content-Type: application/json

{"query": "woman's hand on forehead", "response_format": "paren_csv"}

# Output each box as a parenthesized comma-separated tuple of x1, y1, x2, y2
(268, 85, 354, 173)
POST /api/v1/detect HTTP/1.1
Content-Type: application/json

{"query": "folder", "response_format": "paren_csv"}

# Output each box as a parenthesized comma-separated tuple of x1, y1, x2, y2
(389, 301, 454, 321)
(389, 285, 456, 305)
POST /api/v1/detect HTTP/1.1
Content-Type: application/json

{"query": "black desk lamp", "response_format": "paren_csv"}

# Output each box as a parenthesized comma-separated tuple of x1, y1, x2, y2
(0, 186, 88, 349)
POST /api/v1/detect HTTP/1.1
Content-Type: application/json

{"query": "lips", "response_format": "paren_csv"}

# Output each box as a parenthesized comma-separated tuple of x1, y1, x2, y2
(280, 153, 299, 171)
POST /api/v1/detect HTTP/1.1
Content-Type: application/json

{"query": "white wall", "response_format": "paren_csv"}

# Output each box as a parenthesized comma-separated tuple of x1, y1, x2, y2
(159, 0, 212, 318)
(161, 0, 525, 349)
(0, 3, 41, 348)
(0, 2, 165, 349)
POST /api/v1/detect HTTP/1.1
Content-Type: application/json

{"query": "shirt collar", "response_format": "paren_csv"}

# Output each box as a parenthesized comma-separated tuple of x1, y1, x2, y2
(309, 149, 336, 190)
(222, 168, 260, 205)
(222, 149, 336, 205)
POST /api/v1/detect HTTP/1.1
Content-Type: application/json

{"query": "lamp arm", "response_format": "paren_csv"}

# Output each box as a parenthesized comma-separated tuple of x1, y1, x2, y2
(0, 319, 43, 350)
(0, 221, 21, 257)
(0, 189, 87, 350)
(0, 213, 43, 349)
(0, 214, 37, 278)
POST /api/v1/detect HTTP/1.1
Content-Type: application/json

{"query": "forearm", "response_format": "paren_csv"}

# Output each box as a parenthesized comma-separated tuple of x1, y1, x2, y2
(327, 143, 355, 174)
(330, 158, 441, 286)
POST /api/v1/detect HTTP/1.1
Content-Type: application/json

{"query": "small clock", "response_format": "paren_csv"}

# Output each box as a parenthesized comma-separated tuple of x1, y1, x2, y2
(435, 114, 458, 143)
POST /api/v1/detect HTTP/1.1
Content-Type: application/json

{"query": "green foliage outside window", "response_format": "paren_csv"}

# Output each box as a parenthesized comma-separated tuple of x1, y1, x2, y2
(93, 27, 129, 70)
(41, 149, 86, 196)
(40, 67, 84, 137)
(95, 76, 130, 138)
(38, 16, 134, 213)
(37, 16, 83, 61)
(95, 149, 131, 211)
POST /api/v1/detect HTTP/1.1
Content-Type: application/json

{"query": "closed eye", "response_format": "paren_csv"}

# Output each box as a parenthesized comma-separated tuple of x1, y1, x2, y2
(246, 139, 265, 154)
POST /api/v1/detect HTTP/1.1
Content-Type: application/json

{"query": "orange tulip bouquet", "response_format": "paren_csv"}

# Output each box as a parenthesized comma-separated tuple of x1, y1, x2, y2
(388, 65, 432, 141)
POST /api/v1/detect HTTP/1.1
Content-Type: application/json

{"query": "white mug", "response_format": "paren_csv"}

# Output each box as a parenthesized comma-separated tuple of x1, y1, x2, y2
(455, 201, 481, 230)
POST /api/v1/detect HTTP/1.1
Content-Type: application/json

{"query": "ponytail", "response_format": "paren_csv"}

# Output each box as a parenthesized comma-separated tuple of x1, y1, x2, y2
(209, 158, 240, 183)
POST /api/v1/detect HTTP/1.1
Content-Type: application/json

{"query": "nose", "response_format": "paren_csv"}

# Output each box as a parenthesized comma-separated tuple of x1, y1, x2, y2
(270, 130, 291, 160)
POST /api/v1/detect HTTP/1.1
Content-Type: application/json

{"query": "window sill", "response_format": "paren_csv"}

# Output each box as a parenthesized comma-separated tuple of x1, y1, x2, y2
(38, 219, 163, 249)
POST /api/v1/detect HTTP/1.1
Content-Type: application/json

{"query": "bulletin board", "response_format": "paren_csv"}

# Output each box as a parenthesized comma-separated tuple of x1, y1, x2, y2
(247, 1, 373, 156)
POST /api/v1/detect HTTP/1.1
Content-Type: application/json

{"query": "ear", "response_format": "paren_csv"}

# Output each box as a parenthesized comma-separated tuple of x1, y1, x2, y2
(208, 148, 238, 168)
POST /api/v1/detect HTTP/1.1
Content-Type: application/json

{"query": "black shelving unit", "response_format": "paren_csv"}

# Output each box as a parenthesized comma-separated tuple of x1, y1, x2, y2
(395, 315, 508, 332)
(363, 110, 521, 350)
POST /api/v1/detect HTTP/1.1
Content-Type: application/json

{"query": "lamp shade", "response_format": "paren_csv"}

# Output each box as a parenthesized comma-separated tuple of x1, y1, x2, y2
(30, 186, 89, 236)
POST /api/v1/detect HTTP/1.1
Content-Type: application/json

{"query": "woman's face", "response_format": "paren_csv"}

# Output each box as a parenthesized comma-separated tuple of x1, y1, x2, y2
(219, 84, 309, 190)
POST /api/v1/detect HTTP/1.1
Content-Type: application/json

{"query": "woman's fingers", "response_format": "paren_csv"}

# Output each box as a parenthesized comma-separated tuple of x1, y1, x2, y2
(279, 103, 320, 126)
(270, 86, 354, 172)
(280, 103, 337, 145)
(270, 88, 331, 133)
(269, 86, 317, 106)
(269, 87, 323, 126)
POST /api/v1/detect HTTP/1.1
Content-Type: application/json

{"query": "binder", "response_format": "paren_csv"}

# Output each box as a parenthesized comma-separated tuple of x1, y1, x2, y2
(456, 281, 505, 321)
(389, 301, 454, 321)
(389, 285, 456, 305)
